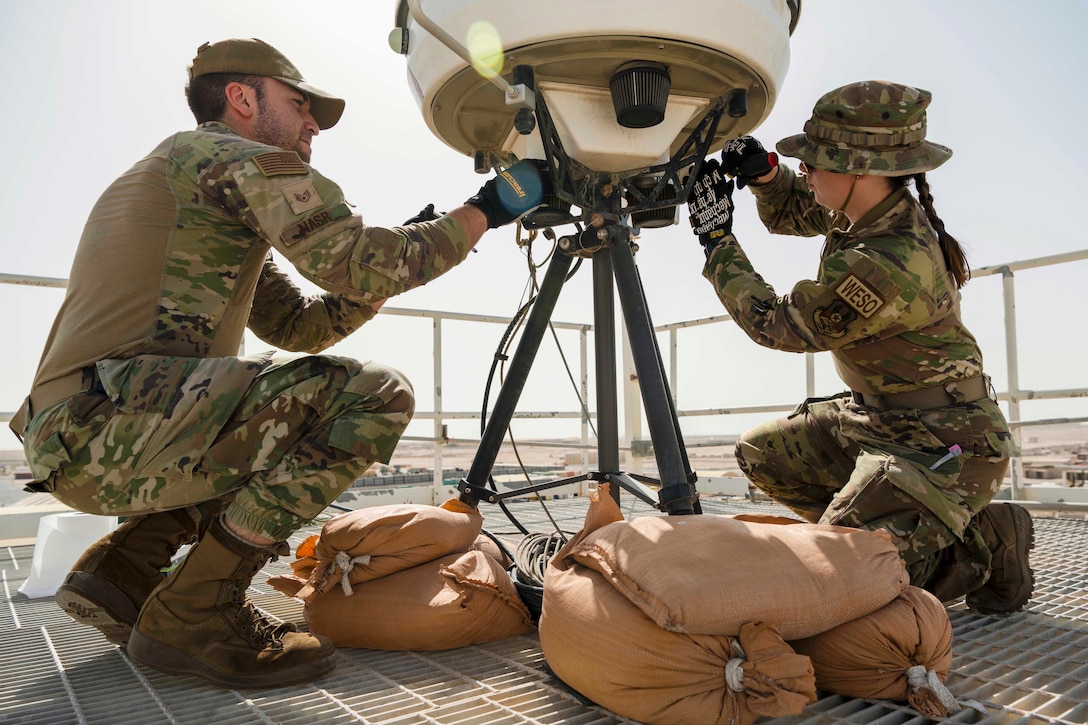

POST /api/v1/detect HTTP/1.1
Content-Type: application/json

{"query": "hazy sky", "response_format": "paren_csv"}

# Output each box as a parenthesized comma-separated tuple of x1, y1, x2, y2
(2, 0, 1087, 447)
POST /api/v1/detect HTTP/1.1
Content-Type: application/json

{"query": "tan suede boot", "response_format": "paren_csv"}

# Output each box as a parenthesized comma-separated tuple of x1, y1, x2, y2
(54, 504, 221, 647)
(127, 518, 336, 689)
(966, 502, 1035, 614)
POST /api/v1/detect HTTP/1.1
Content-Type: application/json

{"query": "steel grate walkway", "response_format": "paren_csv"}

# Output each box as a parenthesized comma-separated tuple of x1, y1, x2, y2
(2, 496, 1086, 724)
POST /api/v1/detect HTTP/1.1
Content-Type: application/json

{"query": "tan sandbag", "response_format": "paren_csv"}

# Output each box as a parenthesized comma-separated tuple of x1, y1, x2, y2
(294, 499, 483, 601)
(583, 483, 627, 530)
(730, 513, 805, 525)
(539, 487, 815, 725)
(267, 534, 319, 597)
(305, 549, 533, 650)
(567, 513, 908, 640)
(470, 532, 513, 569)
(267, 560, 313, 597)
(789, 586, 956, 719)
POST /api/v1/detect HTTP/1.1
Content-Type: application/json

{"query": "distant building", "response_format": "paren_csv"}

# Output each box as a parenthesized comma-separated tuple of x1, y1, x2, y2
(1023, 449, 1088, 487)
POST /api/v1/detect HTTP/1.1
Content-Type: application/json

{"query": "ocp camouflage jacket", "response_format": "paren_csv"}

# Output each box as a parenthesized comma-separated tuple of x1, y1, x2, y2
(702, 164, 983, 395)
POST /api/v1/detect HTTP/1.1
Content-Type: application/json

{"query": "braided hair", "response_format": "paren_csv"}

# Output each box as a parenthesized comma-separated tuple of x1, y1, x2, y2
(896, 174, 971, 288)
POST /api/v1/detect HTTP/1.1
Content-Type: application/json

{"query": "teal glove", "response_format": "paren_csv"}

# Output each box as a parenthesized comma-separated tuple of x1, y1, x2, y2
(465, 160, 548, 228)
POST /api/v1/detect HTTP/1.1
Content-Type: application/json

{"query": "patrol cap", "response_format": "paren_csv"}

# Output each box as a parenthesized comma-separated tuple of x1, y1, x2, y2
(776, 80, 952, 176)
(189, 38, 345, 130)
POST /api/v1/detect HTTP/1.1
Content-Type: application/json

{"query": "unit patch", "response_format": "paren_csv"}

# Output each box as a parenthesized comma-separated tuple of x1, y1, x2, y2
(281, 203, 353, 245)
(813, 300, 857, 338)
(282, 179, 323, 215)
(252, 151, 307, 177)
(834, 273, 886, 319)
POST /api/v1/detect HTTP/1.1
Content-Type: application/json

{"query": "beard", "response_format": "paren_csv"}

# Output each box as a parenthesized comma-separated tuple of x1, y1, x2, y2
(253, 107, 311, 163)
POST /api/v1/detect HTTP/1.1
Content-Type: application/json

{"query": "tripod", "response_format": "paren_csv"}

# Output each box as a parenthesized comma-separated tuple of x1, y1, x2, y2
(456, 65, 732, 516)
(457, 220, 701, 516)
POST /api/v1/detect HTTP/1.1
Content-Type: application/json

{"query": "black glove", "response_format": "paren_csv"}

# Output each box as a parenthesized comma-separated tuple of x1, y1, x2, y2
(465, 159, 548, 229)
(688, 159, 735, 258)
(403, 203, 443, 225)
(720, 136, 778, 189)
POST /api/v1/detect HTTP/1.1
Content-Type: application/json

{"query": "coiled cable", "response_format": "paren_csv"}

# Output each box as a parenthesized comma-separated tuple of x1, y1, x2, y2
(514, 530, 569, 588)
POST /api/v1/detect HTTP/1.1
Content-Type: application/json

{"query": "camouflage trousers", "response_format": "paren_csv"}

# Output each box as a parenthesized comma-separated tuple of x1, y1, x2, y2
(22, 352, 414, 540)
(734, 393, 1015, 602)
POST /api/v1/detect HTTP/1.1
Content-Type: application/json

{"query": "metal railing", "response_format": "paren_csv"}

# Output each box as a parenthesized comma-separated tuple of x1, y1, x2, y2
(5, 248, 1088, 504)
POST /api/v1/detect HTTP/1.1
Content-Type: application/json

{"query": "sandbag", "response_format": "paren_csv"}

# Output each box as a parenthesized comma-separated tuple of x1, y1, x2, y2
(730, 513, 805, 525)
(305, 549, 534, 650)
(267, 533, 320, 598)
(470, 532, 514, 569)
(539, 486, 816, 725)
(567, 512, 908, 639)
(790, 586, 956, 719)
(294, 499, 483, 601)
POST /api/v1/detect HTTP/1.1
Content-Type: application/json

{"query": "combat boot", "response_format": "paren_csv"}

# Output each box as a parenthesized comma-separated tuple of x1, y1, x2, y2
(966, 502, 1035, 614)
(54, 503, 222, 647)
(127, 517, 336, 689)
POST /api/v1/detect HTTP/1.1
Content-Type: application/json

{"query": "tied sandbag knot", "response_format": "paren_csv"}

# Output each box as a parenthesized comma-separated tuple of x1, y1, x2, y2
(333, 550, 373, 596)
(725, 658, 747, 692)
(725, 639, 747, 692)
(905, 665, 987, 718)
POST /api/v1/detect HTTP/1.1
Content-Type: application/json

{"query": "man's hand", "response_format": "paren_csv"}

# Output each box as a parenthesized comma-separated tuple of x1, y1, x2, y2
(720, 136, 778, 189)
(465, 159, 549, 229)
(688, 159, 735, 258)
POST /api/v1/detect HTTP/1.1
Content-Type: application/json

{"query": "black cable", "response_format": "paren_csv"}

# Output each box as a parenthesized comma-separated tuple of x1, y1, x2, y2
(502, 231, 591, 536)
(479, 295, 537, 536)
(513, 531, 568, 587)
(478, 229, 585, 536)
(478, 527, 518, 563)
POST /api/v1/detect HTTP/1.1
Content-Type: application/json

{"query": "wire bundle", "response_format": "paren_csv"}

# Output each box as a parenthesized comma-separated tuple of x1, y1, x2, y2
(514, 531, 568, 587)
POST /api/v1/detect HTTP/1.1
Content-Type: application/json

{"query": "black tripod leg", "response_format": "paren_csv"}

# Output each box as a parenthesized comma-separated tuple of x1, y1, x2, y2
(629, 256, 703, 514)
(459, 249, 575, 506)
(610, 240, 698, 515)
(593, 251, 622, 507)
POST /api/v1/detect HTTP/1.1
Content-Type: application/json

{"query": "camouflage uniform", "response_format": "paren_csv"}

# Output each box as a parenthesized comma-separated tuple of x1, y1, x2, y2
(703, 82, 1016, 599)
(13, 121, 476, 540)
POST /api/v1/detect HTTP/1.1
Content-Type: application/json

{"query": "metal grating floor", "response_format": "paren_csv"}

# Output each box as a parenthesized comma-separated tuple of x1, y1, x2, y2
(2, 495, 1086, 725)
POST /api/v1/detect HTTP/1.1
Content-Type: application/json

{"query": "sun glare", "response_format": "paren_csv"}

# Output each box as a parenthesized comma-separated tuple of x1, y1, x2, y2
(467, 21, 503, 79)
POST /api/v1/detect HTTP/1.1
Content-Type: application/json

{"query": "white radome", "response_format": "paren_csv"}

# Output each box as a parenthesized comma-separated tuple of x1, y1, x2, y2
(391, 0, 800, 174)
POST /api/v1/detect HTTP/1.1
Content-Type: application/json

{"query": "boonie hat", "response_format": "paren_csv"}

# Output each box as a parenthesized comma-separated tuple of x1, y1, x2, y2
(776, 80, 951, 176)
(189, 38, 345, 130)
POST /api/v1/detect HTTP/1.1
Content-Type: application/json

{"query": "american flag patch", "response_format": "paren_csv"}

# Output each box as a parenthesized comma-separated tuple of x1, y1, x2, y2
(252, 151, 307, 177)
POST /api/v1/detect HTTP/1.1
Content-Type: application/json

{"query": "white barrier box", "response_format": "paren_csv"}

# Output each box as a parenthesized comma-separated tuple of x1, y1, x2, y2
(17, 512, 117, 599)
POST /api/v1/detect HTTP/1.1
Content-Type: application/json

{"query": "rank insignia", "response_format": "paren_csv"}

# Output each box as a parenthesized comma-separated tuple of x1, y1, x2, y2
(281, 179, 323, 215)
